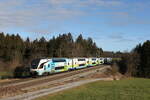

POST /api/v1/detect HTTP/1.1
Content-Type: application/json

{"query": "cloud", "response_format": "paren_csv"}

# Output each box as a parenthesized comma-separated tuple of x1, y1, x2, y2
(0, 0, 149, 35)
(0, 0, 86, 33)
(108, 33, 134, 43)
(95, 32, 146, 52)
(47, 0, 76, 6)
(0, 0, 126, 30)
(73, 0, 123, 8)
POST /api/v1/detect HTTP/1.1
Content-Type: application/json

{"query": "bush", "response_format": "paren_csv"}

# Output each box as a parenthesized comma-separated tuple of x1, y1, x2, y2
(116, 52, 140, 77)
(14, 66, 30, 78)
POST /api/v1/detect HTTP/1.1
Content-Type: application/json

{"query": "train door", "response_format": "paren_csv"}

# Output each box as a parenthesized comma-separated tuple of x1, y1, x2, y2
(66, 59, 72, 70)
(87, 58, 93, 67)
(72, 58, 78, 69)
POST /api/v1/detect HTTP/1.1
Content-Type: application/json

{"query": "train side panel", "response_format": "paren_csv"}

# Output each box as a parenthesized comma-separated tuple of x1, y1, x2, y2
(52, 58, 68, 73)
(99, 57, 104, 64)
(30, 57, 110, 76)
(74, 58, 87, 69)
(91, 58, 97, 66)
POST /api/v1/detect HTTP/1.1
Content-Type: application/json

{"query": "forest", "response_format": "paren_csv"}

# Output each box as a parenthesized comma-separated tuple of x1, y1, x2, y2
(0, 32, 150, 78)
(0, 32, 103, 77)
(117, 40, 150, 78)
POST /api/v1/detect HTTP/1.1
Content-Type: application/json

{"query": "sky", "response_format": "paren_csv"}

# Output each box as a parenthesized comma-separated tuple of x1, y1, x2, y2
(0, 0, 150, 52)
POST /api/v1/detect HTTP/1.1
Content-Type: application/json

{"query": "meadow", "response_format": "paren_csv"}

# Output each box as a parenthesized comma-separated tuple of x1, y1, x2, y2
(36, 78, 150, 100)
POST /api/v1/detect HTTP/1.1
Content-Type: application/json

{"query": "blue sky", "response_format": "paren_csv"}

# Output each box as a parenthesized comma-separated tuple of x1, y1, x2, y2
(0, 0, 150, 52)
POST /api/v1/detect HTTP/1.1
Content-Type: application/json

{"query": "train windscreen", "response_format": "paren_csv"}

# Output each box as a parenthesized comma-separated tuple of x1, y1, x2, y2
(31, 59, 41, 69)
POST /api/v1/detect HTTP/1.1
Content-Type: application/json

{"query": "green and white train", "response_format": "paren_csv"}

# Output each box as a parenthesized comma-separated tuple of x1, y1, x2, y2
(30, 57, 105, 76)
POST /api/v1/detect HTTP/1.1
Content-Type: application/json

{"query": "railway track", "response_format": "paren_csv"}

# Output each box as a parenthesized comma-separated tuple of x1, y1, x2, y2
(0, 65, 104, 88)
(0, 65, 109, 98)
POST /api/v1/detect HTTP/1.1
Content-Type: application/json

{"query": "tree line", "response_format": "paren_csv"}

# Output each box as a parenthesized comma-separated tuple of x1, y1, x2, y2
(0, 32, 103, 73)
(0, 31, 149, 78)
(117, 40, 150, 78)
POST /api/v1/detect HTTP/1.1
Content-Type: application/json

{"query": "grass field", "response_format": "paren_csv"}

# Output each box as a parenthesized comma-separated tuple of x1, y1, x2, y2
(35, 78, 150, 100)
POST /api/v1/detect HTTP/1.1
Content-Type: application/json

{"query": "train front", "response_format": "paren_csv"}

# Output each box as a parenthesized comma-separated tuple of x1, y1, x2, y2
(30, 58, 49, 76)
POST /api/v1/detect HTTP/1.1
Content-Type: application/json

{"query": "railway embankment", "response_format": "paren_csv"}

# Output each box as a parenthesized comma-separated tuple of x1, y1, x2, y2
(0, 65, 122, 100)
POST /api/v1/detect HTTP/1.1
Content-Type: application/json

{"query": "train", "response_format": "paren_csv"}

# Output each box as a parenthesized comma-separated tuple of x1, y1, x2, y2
(30, 57, 111, 76)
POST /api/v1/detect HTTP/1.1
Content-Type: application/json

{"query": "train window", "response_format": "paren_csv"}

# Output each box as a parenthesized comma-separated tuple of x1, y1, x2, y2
(52, 59, 66, 62)
(55, 66, 64, 70)
(48, 64, 50, 68)
(92, 62, 96, 64)
(92, 58, 96, 60)
(78, 59, 85, 61)
(79, 64, 85, 66)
